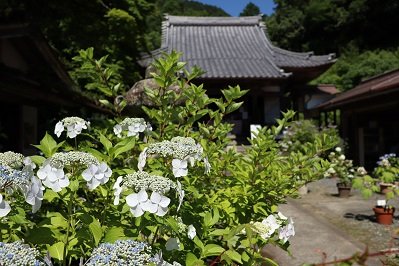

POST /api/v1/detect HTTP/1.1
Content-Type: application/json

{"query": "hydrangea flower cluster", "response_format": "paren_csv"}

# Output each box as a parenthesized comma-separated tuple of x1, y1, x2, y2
(0, 241, 44, 266)
(138, 137, 210, 178)
(37, 151, 111, 192)
(0, 152, 42, 216)
(113, 118, 151, 138)
(250, 212, 295, 244)
(170, 216, 196, 239)
(113, 171, 181, 217)
(54, 117, 89, 138)
(86, 240, 156, 266)
(376, 153, 397, 167)
(324, 147, 354, 185)
(374, 153, 399, 184)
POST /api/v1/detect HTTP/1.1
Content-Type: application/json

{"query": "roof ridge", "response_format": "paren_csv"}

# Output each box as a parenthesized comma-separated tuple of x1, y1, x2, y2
(359, 68, 399, 84)
(165, 14, 262, 26)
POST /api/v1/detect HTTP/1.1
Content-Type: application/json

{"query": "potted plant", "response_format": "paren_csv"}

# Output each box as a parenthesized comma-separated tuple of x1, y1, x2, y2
(374, 153, 399, 194)
(324, 147, 355, 197)
(353, 165, 398, 225)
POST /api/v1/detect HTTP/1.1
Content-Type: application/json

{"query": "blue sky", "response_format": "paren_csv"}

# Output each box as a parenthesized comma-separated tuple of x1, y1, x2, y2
(196, 0, 276, 16)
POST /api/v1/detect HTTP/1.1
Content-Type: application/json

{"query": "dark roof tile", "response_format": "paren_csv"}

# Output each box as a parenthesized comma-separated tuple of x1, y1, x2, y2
(140, 15, 334, 79)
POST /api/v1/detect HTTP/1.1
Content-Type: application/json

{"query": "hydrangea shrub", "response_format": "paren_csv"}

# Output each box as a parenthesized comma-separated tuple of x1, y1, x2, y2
(0, 52, 337, 265)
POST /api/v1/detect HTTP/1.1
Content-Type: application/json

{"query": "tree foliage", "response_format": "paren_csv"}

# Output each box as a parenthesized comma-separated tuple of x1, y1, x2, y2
(313, 48, 399, 91)
(266, 0, 399, 90)
(267, 0, 399, 54)
(239, 2, 261, 16)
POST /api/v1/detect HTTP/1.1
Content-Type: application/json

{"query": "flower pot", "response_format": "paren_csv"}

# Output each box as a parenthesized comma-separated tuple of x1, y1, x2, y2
(336, 182, 351, 198)
(379, 183, 394, 195)
(373, 206, 395, 225)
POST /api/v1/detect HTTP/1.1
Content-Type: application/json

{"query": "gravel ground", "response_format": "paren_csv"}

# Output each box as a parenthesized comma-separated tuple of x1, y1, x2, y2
(300, 178, 399, 255)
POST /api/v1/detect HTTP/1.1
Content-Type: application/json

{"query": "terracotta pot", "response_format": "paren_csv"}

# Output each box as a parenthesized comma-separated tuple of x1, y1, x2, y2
(336, 182, 351, 198)
(373, 206, 395, 225)
(379, 183, 394, 194)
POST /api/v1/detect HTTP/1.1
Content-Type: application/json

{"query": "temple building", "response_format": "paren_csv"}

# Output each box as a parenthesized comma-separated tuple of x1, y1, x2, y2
(137, 15, 336, 139)
(0, 23, 97, 153)
(317, 69, 399, 169)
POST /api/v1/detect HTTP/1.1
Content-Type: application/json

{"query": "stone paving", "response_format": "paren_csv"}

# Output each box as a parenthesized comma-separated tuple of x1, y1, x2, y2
(265, 178, 399, 266)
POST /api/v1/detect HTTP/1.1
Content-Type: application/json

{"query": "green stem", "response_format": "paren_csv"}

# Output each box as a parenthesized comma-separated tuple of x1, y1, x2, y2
(63, 188, 76, 266)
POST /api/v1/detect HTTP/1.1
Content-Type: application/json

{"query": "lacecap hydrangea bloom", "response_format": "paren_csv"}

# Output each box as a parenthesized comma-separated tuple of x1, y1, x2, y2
(0, 152, 42, 215)
(54, 116, 89, 138)
(249, 212, 295, 243)
(113, 117, 151, 138)
(37, 151, 111, 192)
(113, 171, 182, 217)
(138, 137, 210, 178)
(0, 241, 44, 266)
(86, 240, 179, 266)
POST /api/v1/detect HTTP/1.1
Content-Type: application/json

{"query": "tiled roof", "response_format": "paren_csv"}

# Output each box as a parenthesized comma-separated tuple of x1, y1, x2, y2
(140, 15, 335, 79)
(317, 69, 399, 109)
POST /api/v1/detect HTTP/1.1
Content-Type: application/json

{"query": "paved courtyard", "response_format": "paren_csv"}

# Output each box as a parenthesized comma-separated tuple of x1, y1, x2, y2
(265, 178, 399, 265)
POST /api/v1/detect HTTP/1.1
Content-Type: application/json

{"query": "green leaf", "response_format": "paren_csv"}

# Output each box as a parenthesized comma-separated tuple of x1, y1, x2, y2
(103, 227, 127, 243)
(26, 227, 56, 245)
(69, 180, 79, 192)
(186, 253, 205, 266)
(99, 133, 113, 153)
(111, 137, 136, 158)
(44, 190, 60, 202)
(33, 132, 63, 157)
(193, 236, 204, 253)
(30, 155, 46, 165)
(48, 242, 65, 261)
(225, 250, 242, 264)
(89, 218, 103, 246)
(226, 101, 243, 114)
(51, 216, 68, 229)
(99, 99, 113, 109)
(202, 244, 225, 257)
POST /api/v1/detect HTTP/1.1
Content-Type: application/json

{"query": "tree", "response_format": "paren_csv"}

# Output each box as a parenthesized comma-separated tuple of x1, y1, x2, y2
(239, 2, 261, 16)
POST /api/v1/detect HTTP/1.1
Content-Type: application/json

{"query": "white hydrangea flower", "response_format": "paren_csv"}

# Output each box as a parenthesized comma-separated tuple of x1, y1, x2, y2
(37, 162, 68, 192)
(113, 124, 122, 138)
(339, 154, 346, 160)
(165, 238, 180, 251)
(0, 194, 11, 217)
(138, 148, 147, 171)
(54, 117, 89, 138)
(128, 123, 146, 137)
(82, 163, 112, 190)
(278, 218, 295, 243)
(176, 181, 185, 211)
(54, 121, 64, 138)
(113, 176, 123, 205)
(277, 212, 287, 220)
(261, 214, 280, 237)
(144, 191, 170, 217)
(23, 157, 36, 173)
(335, 147, 342, 153)
(172, 159, 188, 178)
(187, 224, 196, 240)
(113, 118, 149, 138)
(24, 176, 44, 213)
(126, 190, 149, 217)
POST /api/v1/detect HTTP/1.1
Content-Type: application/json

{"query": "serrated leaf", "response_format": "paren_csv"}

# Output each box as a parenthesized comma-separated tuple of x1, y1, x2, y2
(48, 242, 65, 261)
(111, 137, 136, 158)
(225, 250, 242, 264)
(202, 244, 225, 257)
(103, 227, 127, 243)
(99, 133, 113, 153)
(89, 219, 103, 246)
